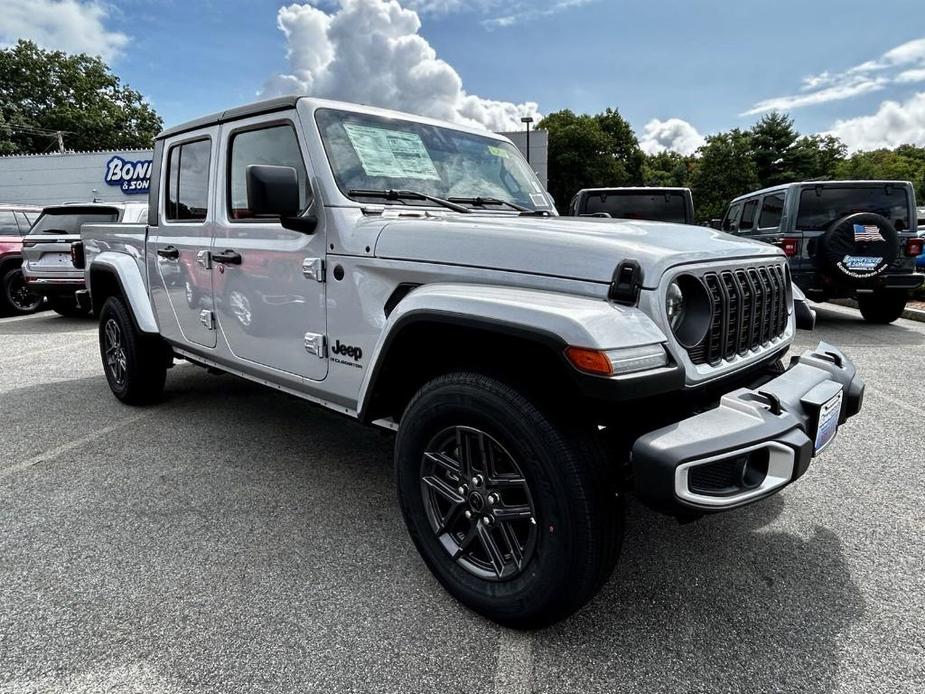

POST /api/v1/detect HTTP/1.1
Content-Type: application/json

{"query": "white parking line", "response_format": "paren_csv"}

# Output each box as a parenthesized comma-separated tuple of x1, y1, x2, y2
(0, 311, 52, 325)
(0, 411, 148, 483)
(493, 629, 534, 694)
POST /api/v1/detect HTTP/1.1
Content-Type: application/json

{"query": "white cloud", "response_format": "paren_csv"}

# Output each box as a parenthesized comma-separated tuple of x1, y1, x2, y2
(0, 0, 127, 61)
(745, 36, 925, 115)
(482, 0, 598, 29)
(261, 0, 541, 131)
(638, 118, 705, 156)
(825, 91, 925, 151)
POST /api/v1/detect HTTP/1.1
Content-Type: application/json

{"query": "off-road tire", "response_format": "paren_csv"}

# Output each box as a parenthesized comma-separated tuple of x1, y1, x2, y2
(1, 267, 43, 315)
(857, 290, 907, 324)
(99, 295, 169, 404)
(395, 371, 623, 628)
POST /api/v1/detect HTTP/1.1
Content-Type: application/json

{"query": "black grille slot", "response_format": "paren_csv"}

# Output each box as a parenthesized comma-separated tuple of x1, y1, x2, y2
(686, 264, 788, 366)
(688, 458, 741, 494)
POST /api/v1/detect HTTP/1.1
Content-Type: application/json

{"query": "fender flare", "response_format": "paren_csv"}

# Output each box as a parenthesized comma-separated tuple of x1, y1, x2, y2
(89, 252, 158, 333)
(356, 283, 669, 419)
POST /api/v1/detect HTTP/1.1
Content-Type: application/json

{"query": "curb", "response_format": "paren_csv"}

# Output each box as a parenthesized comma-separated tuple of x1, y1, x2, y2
(829, 298, 925, 323)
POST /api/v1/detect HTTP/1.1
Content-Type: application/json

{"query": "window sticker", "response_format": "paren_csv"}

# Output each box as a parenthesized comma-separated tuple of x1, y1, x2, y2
(343, 123, 439, 180)
(530, 193, 550, 208)
(487, 145, 510, 159)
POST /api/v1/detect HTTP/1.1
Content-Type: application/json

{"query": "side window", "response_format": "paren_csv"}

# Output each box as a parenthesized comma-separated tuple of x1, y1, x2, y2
(228, 124, 310, 220)
(758, 193, 785, 229)
(722, 203, 742, 232)
(166, 138, 211, 222)
(0, 211, 19, 235)
(739, 199, 758, 231)
(14, 212, 34, 234)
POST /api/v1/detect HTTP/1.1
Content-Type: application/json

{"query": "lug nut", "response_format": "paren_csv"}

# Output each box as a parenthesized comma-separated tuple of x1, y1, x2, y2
(487, 493, 499, 505)
(481, 516, 491, 526)
(457, 486, 466, 495)
(464, 510, 472, 519)
(471, 475, 483, 487)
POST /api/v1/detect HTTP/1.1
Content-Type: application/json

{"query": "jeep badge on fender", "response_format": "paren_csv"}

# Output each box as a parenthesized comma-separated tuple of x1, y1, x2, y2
(81, 95, 864, 629)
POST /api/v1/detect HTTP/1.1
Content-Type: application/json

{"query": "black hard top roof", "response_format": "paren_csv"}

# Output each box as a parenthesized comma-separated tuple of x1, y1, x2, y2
(157, 96, 301, 140)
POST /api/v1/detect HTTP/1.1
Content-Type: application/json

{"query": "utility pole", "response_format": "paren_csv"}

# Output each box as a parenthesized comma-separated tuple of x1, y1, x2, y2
(56, 131, 64, 153)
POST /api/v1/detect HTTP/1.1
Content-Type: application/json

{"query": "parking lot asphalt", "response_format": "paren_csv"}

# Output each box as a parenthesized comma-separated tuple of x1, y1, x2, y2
(0, 305, 922, 694)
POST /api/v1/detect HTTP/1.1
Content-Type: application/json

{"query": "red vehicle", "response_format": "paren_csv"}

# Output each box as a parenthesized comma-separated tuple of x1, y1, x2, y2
(0, 204, 44, 315)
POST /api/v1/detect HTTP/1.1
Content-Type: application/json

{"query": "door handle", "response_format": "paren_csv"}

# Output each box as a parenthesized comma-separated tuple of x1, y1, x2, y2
(211, 249, 242, 265)
(157, 245, 179, 260)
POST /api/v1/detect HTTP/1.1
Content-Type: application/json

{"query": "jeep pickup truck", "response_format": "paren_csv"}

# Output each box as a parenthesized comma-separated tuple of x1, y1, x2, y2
(80, 96, 864, 627)
(568, 187, 695, 224)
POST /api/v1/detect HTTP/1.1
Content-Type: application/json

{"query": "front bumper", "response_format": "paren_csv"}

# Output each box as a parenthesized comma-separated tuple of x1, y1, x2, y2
(631, 341, 863, 514)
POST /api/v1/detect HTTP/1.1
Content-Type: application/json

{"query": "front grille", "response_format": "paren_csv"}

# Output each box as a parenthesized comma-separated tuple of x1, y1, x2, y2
(687, 263, 789, 366)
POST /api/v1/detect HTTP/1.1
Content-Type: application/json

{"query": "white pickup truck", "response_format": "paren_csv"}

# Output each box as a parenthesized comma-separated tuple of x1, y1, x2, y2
(79, 96, 864, 627)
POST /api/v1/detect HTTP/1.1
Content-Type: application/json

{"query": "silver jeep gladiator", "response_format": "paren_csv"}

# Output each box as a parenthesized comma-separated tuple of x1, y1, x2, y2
(79, 96, 864, 627)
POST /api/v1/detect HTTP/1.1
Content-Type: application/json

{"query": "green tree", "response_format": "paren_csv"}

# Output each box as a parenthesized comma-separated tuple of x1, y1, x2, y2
(689, 129, 759, 222)
(836, 147, 925, 201)
(642, 150, 693, 187)
(750, 112, 800, 187)
(789, 134, 847, 180)
(0, 40, 162, 154)
(538, 108, 643, 212)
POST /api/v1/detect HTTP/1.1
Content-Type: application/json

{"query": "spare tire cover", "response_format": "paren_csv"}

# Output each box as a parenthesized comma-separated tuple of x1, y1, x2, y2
(819, 212, 898, 282)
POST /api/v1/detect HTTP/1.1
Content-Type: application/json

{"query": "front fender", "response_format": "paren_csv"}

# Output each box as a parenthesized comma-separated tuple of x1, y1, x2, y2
(357, 283, 668, 417)
(89, 252, 158, 333)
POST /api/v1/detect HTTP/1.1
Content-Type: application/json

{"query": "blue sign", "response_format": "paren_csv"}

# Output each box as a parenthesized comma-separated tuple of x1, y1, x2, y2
(104, 155, 152, 195)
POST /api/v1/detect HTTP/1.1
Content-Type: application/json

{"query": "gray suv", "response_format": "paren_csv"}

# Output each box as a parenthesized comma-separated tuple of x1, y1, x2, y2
(721, 181, 924, 323)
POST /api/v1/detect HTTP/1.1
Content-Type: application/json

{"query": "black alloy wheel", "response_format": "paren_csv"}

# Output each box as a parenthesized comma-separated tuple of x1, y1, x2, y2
(420, 425, 537, 581)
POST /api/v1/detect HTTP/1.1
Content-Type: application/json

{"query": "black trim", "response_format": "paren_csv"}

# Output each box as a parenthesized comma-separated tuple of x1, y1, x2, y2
(609, 259, 643, 305)
(147, 139, 163, 227)
(157, 96, 300, 140)
(88, 266, 148, 333)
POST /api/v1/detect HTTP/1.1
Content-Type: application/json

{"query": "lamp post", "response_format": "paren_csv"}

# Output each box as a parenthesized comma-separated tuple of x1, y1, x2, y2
(521, 116, 534, 164)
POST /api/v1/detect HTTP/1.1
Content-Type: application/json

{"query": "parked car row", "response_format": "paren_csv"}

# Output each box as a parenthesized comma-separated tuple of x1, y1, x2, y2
(0, 204, 44, 315)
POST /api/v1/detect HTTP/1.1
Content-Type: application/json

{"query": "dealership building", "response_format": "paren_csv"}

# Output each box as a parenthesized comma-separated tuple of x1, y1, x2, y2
(0, 129, 547, 208)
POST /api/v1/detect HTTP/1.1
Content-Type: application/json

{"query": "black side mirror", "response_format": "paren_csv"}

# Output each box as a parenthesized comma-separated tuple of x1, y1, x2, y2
(245, 164, 317, 234)
(709, 219, 722, 230)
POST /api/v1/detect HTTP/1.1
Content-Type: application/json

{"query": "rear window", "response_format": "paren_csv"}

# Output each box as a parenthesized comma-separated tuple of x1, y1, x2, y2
(29, 208, 119, 235)
(796, 185, 910, 231)
(582, 191, 689, 223)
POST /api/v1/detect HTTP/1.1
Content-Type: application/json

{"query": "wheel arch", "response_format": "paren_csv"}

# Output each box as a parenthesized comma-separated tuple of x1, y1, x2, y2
(88, 253, 158, 333)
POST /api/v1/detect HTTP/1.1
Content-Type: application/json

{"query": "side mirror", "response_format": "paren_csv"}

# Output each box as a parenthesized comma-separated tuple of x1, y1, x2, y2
(709, 219, 722, 230)
(245, 164, 317, 234)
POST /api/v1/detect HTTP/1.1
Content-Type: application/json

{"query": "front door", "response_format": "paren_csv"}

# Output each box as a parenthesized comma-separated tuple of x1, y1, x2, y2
(148, 132, 218, 348)
(212, 115, 327, 381)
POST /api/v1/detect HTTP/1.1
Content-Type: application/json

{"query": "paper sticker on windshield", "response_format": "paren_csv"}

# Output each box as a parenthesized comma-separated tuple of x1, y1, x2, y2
(530, 193, 550, 208)
(487, 145, 510, 159)
(343, 124, 439, 180)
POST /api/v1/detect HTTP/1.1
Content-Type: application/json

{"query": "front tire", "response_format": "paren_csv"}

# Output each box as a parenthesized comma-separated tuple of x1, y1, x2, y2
(99, 296, 169, 404)
(857, 290, 907, 324)
(395, 371, 622, 628)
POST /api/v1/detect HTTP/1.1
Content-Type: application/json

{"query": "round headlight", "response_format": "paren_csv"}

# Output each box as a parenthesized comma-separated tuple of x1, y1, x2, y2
(667, 275, 711, 348)
(666, 281, 686, 330)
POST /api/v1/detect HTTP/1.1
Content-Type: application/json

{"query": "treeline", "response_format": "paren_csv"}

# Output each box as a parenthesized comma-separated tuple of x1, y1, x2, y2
(539, 110, 925, 221)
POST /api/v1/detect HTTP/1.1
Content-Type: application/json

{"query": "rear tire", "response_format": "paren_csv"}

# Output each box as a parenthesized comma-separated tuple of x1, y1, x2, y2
(1, 267, 43, 315)
(395, 371, 623, 628)
(857, 290, 907, 324)
(99, 295, 170, 404)
(50, 296, 89, 318)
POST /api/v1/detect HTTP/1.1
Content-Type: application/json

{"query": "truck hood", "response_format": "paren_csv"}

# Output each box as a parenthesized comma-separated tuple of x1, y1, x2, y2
(373, 215, 784, 287)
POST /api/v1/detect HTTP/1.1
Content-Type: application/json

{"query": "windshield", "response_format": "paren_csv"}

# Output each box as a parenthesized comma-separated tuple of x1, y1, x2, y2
(796, 185, 910, 231)
(582, 190, 689, 223)
(30, 208, 119, 235)
(315, 109, 552, 212)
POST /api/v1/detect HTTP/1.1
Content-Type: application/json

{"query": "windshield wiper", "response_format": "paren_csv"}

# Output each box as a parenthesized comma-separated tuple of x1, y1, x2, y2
(447, 196, 531, 212)
(348, 189, 471, 214)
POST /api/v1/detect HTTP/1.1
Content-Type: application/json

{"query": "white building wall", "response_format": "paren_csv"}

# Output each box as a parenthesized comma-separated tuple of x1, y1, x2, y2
(0, 149, 153, 206)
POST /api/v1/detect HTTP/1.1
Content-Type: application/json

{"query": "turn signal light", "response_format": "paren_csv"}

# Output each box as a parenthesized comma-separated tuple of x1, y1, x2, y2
(565, 347, 613, 376)
(779, 237, 800, 257)
(905, 237, 924, 257)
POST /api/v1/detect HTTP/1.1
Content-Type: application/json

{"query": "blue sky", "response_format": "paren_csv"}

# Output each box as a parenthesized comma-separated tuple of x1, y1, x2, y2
(4, 0, 925, 152)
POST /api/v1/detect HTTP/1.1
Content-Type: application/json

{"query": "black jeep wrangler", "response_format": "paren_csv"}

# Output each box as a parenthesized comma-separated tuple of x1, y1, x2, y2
(720, 181, 924, 323)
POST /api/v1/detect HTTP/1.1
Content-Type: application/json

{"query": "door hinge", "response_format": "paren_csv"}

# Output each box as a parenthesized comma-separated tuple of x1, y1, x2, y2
(304, 332, 326, 358)
(199, 309, 215, 330)
(197, 249, 211, 269)
(302, 257, 325, 282)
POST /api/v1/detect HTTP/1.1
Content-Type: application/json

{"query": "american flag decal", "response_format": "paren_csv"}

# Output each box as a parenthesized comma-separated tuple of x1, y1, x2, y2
(853, 224, 885, 243)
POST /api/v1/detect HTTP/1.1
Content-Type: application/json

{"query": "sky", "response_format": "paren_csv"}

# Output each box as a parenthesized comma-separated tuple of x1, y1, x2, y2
(2, 0, 925, 154)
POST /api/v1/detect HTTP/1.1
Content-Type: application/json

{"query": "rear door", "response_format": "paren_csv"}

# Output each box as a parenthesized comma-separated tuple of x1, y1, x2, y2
(147, 132, 217, 348)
